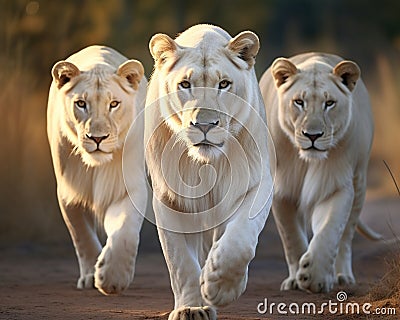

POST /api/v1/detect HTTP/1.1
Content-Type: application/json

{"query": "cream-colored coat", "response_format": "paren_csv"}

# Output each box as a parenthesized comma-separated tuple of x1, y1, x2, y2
(47, 45, 147, 295)
(145, 24, 273, 319)
(259, 52, 373, 293)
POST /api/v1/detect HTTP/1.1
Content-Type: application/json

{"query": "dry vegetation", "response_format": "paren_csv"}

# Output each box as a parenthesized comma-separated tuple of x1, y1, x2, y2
(366, 251, 400, 311)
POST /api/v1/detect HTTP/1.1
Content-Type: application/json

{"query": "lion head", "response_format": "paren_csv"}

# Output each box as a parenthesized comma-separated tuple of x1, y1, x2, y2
(148, 24, 260, 163)
(51, 58, 144, 167)
(271, 56, 360, 161)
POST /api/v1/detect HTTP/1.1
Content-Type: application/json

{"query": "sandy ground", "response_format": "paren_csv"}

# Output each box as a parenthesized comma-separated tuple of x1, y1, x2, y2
(1, 198, 399, 320)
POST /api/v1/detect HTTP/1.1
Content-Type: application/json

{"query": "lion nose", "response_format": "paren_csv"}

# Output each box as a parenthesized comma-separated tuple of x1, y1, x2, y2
(190, 121, 219, 134)
(302, 131, 324, 142)
(86, 134, 109, 145)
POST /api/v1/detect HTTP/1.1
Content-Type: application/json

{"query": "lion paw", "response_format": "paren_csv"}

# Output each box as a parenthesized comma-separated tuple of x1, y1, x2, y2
(94, 243, 135, 295)
(77, 273, 94, 289)
(296, 252, 335, 293)
(337, 273, 355, 286)
(200, 243, 248, 307)
(168, 306, 216, 320)
(280, 277, 298, 290)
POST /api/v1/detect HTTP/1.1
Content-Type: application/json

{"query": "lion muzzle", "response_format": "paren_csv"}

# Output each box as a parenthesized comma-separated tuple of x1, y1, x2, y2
(86, 133, 110, 148)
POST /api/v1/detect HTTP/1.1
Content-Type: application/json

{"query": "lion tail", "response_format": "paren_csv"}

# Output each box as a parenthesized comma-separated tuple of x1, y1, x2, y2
(356, 219, 384, 241)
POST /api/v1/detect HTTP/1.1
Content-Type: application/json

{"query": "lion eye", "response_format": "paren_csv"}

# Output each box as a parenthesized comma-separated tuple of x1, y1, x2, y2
(110, 100, 120, 109)
(75, 100, 87, 109)
(325, 100, 336, 109)
(179, 81, 191, 90)
(218, 80, 231, 90)
(293, 99, 304, 108)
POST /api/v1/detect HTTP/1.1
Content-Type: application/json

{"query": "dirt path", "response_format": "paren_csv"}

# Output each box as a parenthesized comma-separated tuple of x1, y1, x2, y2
(1, 199, 399, 319)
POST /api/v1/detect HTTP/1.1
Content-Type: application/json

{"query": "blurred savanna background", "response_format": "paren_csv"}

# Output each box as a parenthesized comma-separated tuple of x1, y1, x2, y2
(1, 0, 399, 254)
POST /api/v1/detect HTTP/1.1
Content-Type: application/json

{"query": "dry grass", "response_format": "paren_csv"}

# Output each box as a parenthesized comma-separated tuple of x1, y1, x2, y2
(365, 250, 400, 311)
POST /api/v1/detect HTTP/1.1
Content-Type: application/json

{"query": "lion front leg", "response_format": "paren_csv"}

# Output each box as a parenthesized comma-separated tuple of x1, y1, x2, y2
(296, 186, 354, 293)
(272, 198, 308, 291)
(154, 199, 216, 320)
(335, 174, 366, 286)
(59, 200, 102, 289)
(94, 196, 144, 295)
(200, 235, 250, 307)
(157, 227, 217, 320)
(200, 207, 269, 307)
(335, 217, 356, 286)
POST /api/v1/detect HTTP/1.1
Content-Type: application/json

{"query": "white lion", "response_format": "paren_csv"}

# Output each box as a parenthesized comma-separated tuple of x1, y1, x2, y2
(145, 24, 273, 319)
(47, 45, 147, 295)
(259, 52, 374, 293)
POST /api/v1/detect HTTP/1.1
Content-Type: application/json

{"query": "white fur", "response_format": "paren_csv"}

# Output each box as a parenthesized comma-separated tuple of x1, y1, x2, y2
(259, 52, 374, 293)
(146, 24, 273, 319)
(47, 45, 147, 295)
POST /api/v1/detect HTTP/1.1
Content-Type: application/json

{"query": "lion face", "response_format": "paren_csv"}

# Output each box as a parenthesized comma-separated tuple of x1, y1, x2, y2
(52, 60, 144, 166)
(158, 60, 246, 162)
(149, 28, 260, 162)
(271, 57, 360, 161)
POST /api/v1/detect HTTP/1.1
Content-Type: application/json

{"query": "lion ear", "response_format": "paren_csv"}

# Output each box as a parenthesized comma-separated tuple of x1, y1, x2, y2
(271, 58, 298, 88)
(52, 61, 80, 89)
(333, 60, 360, 92)
(149, 33, 178, 67)
(227, 31, 260, 69)
(117, 59, 144, 90)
